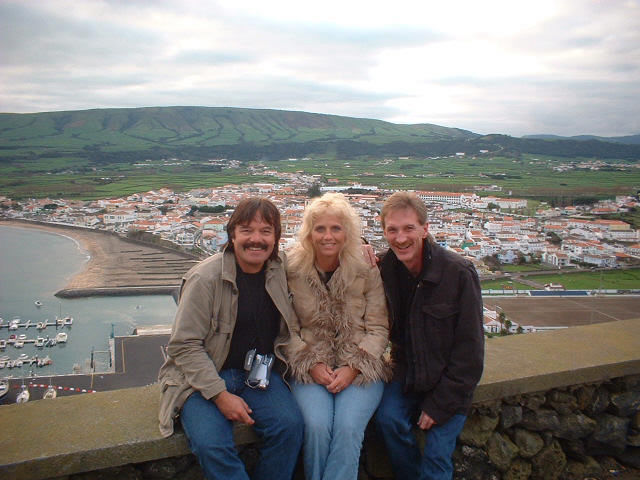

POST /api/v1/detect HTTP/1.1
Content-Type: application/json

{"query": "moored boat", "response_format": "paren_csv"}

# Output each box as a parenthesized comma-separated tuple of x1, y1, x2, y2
(35, 300, 42, 307)
(38, 355, 52, 367)
(55, 332, 68, 343)
(43, 385, 57, 399)
(16, 385, 30, 403)
(0, 380, 8, 399)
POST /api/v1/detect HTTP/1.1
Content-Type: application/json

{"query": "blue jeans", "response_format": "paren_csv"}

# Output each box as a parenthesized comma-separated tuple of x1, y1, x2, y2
(374, 380, 467, 480)
(292, 380, 384, 480)
(180, 369, 304, 480)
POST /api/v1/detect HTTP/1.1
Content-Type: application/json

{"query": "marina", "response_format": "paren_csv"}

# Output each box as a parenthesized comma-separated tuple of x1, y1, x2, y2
(0, 315, 73, 372)
(0, 331, 169, 403)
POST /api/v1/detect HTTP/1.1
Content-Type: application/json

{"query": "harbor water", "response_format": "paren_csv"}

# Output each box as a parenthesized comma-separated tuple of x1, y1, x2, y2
(0, 225, 177, 377)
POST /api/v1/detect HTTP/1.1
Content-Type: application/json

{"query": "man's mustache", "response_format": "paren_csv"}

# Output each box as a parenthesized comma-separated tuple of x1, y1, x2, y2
(241, 241, 269, 251)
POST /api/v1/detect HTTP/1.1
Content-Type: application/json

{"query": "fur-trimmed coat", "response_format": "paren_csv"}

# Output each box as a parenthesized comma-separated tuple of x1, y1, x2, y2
(285, 261, 391, 386)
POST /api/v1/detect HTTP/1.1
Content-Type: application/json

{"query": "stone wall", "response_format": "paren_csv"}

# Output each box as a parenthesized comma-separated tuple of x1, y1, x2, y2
(50, 374, 640, 480)
(2, 318, 639, 480)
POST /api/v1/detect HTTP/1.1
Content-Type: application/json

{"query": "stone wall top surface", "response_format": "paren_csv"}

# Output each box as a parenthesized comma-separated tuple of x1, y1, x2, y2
(475, 317, 640, 402)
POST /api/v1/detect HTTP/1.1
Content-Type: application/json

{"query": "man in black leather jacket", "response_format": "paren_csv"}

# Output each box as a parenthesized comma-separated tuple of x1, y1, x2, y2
(374, 191, 485, 480)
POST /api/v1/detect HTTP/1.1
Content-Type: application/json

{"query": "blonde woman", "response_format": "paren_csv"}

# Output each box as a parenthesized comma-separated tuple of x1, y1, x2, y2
(285, 192, 390, 480)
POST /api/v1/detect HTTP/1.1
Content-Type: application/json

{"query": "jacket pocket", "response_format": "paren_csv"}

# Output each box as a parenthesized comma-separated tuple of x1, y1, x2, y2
(421, 303, 458, 358)
(159, 373, 188, 436)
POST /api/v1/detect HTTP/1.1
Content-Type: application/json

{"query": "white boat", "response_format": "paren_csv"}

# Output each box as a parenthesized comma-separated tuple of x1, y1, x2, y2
(14, 340, 24, 348)
(17, 353, 29, 361)
(0, 339, 6, 349)
(34, 300, 42, 307)
(0, 380, 8, 398)
(0, 361, 5, 369)
(55, 332, 68, 343)
(9, 321, 19, 331)
(18, 334, 27, 341)
(37, 355, 52, 367)
(37, 321, 45, 330)
(35, 337, 45, 348)
(14, 359, 23, 367)
(43, 385, 57, 399)
(63, 316, 74, 326)
(16, 385, 30, 403)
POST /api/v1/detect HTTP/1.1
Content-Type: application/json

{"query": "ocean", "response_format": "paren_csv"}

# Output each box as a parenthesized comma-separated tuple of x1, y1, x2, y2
(0, 225, 177, 377)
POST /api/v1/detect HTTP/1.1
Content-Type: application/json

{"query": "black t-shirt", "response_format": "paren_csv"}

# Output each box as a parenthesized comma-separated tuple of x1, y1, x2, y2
(390, 259, 419, 384)
(222, 264, 281, 370)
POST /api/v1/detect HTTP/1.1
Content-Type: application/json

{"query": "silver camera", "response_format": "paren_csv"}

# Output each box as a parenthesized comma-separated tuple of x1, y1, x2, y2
(244, 348, 274, 390)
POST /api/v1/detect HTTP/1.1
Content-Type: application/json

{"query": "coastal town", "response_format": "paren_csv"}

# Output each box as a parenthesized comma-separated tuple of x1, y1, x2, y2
(1, 163, 639, 275)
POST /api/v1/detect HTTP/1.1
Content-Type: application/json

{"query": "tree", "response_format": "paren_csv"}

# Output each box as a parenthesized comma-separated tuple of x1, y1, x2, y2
(307, 183, 322, 198)
(482, 254, 501, 271)
(547, 231, 562, 246)
(498, 312, 506, 334)
(504, 319, 512, 334)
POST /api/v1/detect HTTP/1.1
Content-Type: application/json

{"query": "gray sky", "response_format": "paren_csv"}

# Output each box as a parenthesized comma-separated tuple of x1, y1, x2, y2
(1, 0, 639, 137)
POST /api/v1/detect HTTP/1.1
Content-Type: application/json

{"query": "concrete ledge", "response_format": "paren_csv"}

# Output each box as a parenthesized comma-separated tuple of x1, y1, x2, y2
(474, 317, 640, 403)
(1, 318, 639, 479)
(0, 385, 257, 479)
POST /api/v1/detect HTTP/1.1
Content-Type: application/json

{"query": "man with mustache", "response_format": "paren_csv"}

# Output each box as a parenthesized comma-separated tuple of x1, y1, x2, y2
(158, 197, 304, 480)
(374, 191, 485, 480)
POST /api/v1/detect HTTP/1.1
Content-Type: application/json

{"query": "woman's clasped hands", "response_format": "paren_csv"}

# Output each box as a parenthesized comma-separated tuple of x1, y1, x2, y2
(309, 362, 359, 394)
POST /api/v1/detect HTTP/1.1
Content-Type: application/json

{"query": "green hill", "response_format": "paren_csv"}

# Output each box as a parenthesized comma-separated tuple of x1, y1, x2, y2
(0, 106, 477, 159)
(1, 107, 640, 164)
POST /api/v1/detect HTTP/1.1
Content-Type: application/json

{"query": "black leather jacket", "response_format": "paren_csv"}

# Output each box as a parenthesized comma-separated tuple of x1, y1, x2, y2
(380, 238, 485, 424)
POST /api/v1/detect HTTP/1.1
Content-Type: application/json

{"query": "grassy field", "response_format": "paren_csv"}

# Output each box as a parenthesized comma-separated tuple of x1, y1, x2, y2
(480, 279, 537, 290)
(1, 152, 639, 201)
(525, 269, 640, 290)
(500, 264, 553, 273)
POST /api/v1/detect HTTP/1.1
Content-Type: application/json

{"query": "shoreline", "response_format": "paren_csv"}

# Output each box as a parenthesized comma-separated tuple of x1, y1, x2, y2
(0, 219, 199, 292)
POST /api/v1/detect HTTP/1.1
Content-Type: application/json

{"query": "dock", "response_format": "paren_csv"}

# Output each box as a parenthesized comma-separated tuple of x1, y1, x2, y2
(0, 318, 73, 330)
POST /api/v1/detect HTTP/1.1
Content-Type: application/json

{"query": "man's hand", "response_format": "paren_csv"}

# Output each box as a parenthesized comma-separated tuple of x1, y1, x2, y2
(361, 244, 378, 267)
(326, 366, 359, 394)
(213, 391, 255, 425)
(417, 411, 436, 430)
(310, 362, 335, 385)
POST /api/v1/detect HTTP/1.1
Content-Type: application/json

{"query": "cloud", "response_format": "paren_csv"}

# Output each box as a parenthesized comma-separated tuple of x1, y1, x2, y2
(1, 0, 639, 137)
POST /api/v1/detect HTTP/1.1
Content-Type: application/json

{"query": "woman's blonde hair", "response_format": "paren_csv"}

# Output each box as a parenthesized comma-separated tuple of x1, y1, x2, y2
(289, 192, 366, 274)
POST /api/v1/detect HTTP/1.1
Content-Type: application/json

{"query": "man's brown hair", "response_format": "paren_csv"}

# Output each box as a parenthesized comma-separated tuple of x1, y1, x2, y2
(380, 191, 428, 229)
(226, 197, 281, 261)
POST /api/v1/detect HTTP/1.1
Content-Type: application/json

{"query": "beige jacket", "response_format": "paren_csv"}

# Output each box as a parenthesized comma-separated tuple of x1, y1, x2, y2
(157, 249, 302, 437)
(285, 261, 391, 386)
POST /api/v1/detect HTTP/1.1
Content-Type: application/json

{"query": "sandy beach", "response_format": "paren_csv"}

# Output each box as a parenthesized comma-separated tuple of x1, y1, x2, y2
(0, 220, 199, 290)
